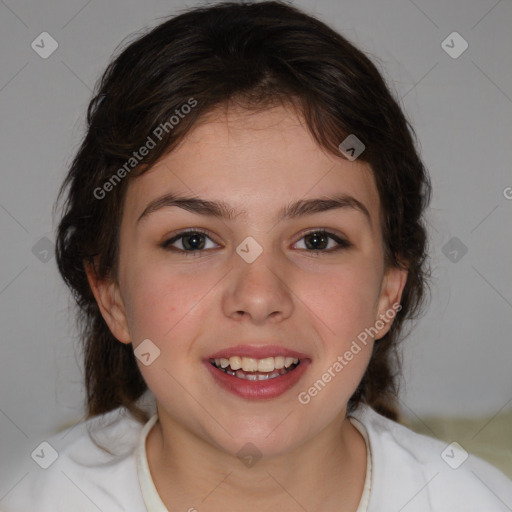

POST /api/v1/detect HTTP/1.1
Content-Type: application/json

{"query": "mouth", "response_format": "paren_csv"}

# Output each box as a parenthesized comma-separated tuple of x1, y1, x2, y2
(209, 355, 300, 381)
(204, 345, 311, 400)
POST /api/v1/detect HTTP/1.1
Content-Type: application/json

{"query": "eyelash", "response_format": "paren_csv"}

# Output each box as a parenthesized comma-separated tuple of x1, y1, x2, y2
(161, 228, 352, 257)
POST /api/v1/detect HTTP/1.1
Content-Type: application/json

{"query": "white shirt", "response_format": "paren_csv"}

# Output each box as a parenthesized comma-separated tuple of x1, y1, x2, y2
(2, 403, 511, 511)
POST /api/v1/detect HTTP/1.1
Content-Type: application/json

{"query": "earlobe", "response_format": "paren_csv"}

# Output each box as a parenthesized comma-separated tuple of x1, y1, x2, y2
(84, 261, 131, 344)
(374, 265, 408, 340)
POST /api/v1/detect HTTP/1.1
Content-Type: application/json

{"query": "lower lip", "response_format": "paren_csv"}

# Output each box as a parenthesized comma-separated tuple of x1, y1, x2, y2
(203, 359, 311, 400)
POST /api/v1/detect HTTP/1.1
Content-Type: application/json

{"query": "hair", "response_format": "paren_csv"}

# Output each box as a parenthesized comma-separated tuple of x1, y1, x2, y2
(55, 0, 432, 424)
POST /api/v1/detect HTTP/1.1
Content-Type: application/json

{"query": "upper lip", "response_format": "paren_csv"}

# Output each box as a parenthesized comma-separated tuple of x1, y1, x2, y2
(206, 344, 310, 361)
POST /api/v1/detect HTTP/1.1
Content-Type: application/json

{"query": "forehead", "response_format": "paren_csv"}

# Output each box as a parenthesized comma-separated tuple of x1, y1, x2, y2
(123, 104, 380, 227)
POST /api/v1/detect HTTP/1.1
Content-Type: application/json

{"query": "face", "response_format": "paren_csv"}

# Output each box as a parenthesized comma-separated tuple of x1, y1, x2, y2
(88, 104, 407, 458)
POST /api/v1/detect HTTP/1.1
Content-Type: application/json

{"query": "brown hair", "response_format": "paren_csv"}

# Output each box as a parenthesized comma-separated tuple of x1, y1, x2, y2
(55, 0, 431, 424)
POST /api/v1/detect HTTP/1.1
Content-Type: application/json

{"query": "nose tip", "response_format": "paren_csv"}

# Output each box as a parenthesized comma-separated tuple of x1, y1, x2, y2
(224, 253, 293, 324)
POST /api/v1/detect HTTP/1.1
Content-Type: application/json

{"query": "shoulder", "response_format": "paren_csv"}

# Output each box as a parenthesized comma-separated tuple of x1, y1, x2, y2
(350, 404, 512, 512)
(2, 408, 150, 512)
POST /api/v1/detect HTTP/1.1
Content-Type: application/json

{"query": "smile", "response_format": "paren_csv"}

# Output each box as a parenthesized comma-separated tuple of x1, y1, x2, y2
(210, 356, 300, 381)
(204, 346, 311, 400)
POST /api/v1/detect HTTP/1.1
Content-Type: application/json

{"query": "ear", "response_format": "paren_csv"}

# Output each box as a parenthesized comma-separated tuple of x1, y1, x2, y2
(84, 260, 131, 344)
(373, 264, 408, 340)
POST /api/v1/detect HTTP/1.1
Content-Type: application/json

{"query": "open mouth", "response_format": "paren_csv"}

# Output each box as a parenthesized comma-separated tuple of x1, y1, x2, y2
(205, 348, 311, 399)
(209, 356, 300, 381)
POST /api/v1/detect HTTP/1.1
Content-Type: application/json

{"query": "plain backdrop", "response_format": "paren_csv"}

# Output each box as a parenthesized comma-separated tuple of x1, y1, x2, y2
(1, 0, 511, 496)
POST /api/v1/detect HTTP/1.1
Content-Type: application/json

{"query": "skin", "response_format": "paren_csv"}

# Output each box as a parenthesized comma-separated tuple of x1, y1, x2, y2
(86, 103, 407, 511)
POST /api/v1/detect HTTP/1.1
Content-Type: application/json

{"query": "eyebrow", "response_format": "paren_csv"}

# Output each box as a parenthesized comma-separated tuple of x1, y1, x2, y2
(136, 192, 372, 228)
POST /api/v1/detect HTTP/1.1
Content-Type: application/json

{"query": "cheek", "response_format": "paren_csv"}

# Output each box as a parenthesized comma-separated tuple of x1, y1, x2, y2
(295, 264, 379, 412)
(124, 271, 197, 344)
(122, 270, 204, 397)
(121, 256, 225, 357)
(118, 244, 181, 338)
(297, 257, 382, 343)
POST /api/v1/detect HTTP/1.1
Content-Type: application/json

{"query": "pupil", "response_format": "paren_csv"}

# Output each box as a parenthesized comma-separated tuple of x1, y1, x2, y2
(305, 232, 327, 250)
(184, 233, 205, 250)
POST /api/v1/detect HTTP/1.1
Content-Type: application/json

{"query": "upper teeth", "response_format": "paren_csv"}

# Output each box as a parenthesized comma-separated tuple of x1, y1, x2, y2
(212, 356, 299, 372)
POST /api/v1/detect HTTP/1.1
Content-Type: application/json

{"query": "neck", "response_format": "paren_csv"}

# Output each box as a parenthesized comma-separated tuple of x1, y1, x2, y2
(146, 406, 367, 512)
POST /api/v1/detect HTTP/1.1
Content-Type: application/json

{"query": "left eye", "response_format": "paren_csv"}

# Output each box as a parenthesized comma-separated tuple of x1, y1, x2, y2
(293, 230, 351, 252)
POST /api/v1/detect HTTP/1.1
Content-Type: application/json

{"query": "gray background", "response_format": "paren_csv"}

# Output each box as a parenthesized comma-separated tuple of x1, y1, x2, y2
(1, 0, 511, 497)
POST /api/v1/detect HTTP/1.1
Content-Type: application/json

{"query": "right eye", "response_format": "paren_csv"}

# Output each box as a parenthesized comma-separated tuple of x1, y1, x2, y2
(161, 229, 220, 256)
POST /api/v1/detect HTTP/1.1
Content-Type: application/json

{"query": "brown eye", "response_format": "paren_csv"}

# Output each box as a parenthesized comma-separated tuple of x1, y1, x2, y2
(294, 230, 351, 252)
(162, 230, 218, 255)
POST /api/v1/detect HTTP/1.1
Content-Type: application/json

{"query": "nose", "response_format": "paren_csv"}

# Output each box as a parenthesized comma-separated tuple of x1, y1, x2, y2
(222, 245, 294, 325)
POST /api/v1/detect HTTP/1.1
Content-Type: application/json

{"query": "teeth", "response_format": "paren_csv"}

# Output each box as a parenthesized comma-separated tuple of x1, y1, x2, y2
(211, 355, 300, 373)
(234, 369, 285, 380)
(284, 357, 296, 368)
(241, 358, 259, 372)
(258, 357, 275, 372)
(274, 356, 285, 369)
(229, 356, 242, 370)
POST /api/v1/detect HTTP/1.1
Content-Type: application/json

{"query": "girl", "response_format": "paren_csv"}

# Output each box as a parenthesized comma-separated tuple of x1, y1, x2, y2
(4, 1, 511, 511)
